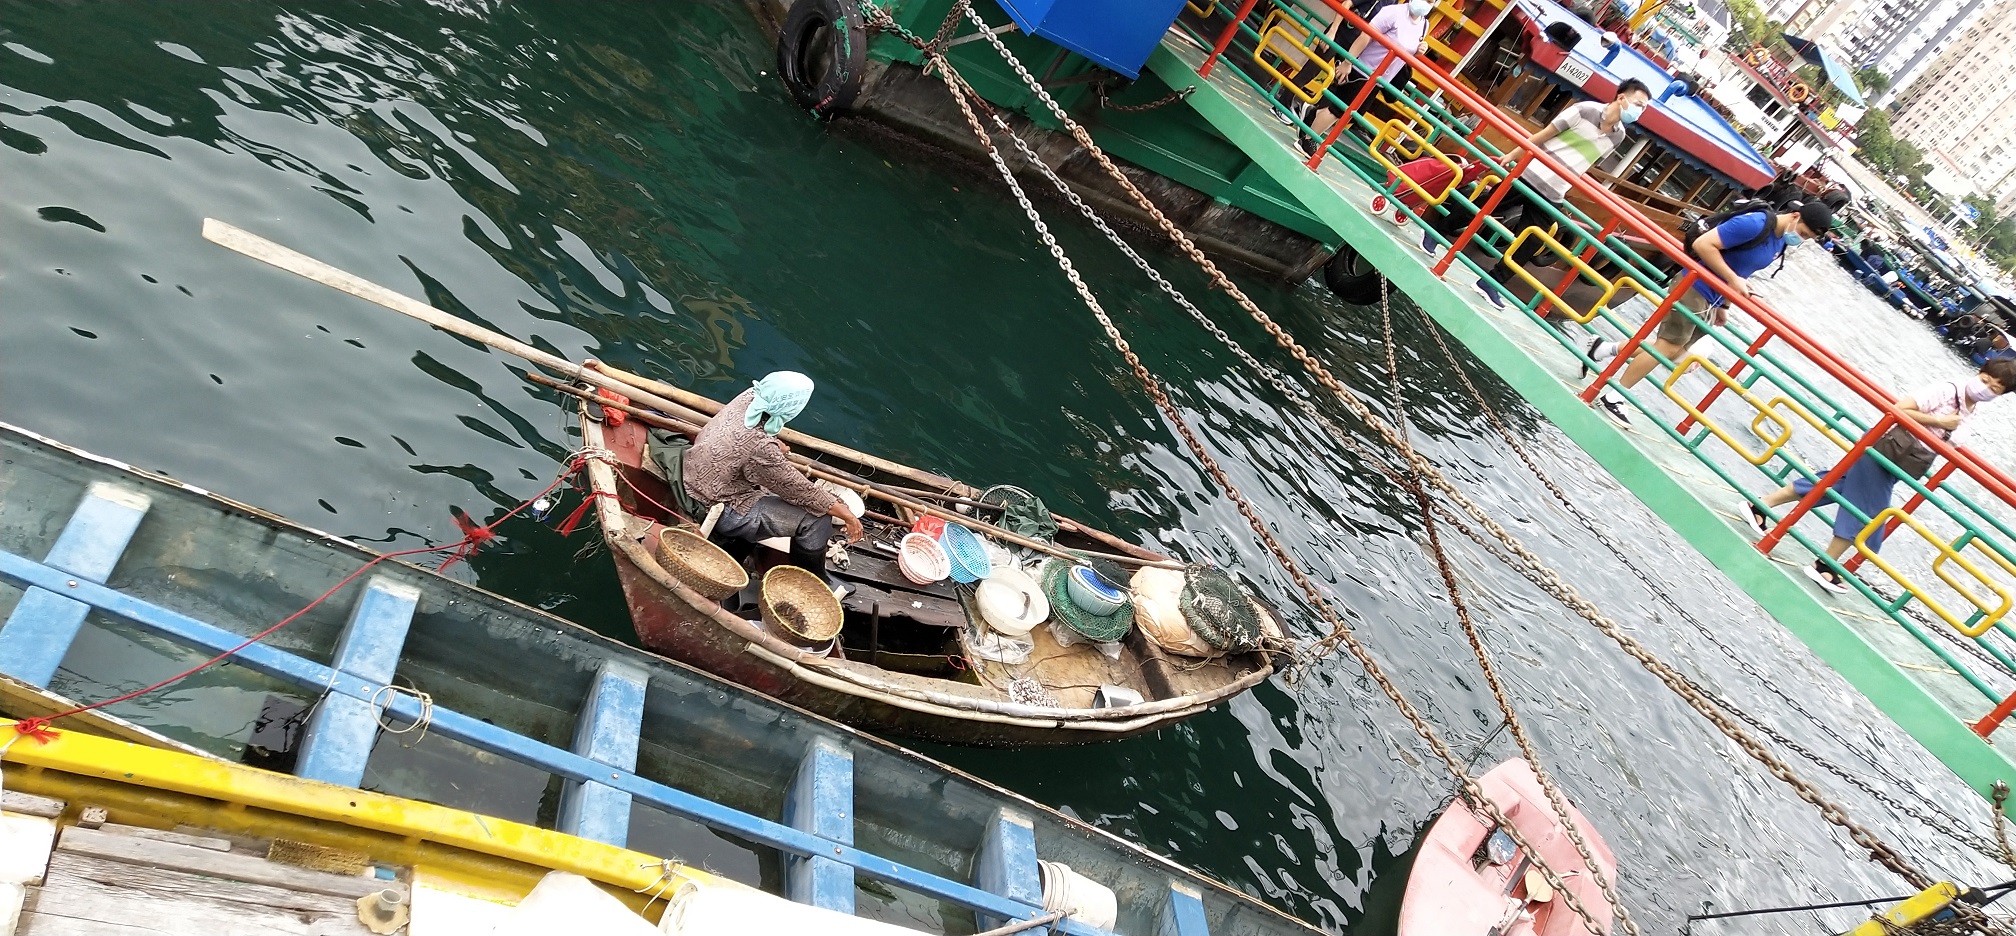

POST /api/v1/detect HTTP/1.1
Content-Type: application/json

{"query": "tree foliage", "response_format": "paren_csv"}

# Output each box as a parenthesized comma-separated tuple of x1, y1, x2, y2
(1855, 66, 1891, 95)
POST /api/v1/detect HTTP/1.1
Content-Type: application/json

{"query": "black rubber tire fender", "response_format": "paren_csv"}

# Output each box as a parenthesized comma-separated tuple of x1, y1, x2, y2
(777, 0, 868, 118)
(1323, 244, 1384, 305)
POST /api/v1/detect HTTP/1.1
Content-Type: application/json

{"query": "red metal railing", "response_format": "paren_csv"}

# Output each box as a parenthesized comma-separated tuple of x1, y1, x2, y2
(1197, 0, 2016, 534)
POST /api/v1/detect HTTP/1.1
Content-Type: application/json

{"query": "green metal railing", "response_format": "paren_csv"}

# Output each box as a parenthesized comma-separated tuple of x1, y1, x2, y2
(1177, 0, 2016, 727)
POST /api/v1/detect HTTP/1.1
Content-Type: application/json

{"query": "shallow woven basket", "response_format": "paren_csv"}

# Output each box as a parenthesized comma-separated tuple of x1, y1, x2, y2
(760, 565, 844, 644)
(655, 528, 748, 600)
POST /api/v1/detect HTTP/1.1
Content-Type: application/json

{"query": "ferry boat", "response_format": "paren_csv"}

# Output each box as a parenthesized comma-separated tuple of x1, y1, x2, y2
(0, 420, 1319, 936)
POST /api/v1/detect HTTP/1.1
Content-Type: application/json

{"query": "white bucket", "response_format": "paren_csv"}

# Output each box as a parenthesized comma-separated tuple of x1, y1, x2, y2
(1037, 860, 1118, 930)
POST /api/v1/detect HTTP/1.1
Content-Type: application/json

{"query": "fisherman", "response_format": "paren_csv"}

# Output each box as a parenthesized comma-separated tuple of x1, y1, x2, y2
(1426, 78, 1653, 308)
(1744, 359, 2015, 593)
(1582, 201, 1834, 425)
(684, 371, 863, 596)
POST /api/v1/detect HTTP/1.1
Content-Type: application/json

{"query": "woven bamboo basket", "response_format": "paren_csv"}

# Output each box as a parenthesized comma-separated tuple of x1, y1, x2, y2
(759, 565, 843, 644)
(654, 528, 748, 600)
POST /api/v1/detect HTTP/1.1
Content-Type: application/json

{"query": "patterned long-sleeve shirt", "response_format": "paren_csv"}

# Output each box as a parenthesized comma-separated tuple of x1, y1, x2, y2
(683, 389, 837, 515)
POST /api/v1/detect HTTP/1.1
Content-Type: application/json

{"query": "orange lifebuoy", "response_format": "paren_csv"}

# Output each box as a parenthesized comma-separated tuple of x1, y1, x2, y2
(1746, 47, 1770, 65)
(1787, 81, 1811, 103)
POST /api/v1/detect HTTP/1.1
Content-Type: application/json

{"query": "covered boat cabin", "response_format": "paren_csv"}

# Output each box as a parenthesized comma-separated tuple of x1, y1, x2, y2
(1433, 0, 1777, 233)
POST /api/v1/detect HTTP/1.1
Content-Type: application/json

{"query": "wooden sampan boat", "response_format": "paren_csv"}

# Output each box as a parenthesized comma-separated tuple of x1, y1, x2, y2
(575, 374, 1282, 747)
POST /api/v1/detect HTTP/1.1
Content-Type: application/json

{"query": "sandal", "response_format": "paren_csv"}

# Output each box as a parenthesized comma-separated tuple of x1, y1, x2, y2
(1802, 561, 1849, 595)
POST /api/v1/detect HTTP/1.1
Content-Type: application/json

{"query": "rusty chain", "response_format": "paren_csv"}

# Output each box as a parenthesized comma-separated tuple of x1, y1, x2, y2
(1404, 306, 2016, 866)
(1378, 278, 1638, 936)
(1096, 82, 1196, 112)
(943, 0, 1943, 894)
(844, 1, 2016, 928)
(903, 16, 1616, 935)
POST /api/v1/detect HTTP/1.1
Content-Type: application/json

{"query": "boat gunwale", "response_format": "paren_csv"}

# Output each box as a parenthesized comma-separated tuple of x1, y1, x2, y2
(578, 413, 1278, 728)
(0, 418, 1315, 933)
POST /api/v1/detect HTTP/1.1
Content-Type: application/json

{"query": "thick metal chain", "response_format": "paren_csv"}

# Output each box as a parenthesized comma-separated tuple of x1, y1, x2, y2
(1406, 308, 2012, 863)
(945, 0, 1937, 892)
(907, 28, 1615, 936)
(1096, 83, 1196, 112)
(1378, 279, 1639, 936)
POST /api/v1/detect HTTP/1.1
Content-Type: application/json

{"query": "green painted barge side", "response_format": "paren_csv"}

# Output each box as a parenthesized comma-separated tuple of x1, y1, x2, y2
(853, 2, 2016, 800)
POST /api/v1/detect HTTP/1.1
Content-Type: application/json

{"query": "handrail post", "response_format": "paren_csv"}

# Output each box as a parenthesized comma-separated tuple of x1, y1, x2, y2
(1308, 64, 1385, 169)
(1972, 688, 2016, 737)
(1578, 271, 1694, 404)
(1431, 152, 1531, 277)
(1550, 215, 1619, 299)
(1845, 460, 1958, 573)
(1677, 327, 1773, 435)
(1758, 414, 1896, 553)
(1199, 0, 1262, 77)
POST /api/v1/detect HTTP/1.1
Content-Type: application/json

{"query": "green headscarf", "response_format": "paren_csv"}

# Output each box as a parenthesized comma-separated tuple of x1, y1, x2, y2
(745, 371, 814, 435)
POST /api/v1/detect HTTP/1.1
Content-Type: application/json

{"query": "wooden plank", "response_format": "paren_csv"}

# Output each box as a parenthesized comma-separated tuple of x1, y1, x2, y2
(557, 659, 649, 848)
(22, 855, 371, 936)
(782, 739, 854, 912)
(1, 793, 63, 820)
(98, 824, 231, 853)
(40, 853, 363, 916)
(54, 827, 382, 899)
(838, 581, 966, 630)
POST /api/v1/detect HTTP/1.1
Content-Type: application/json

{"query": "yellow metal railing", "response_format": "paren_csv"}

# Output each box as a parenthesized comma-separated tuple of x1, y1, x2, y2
(1856, 509, 2016, 638)
(1499, 227, 1663, 325)
(1660, 354, 1793, 465)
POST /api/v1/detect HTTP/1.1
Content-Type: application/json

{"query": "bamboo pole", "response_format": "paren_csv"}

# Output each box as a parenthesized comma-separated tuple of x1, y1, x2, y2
(586, 360, 1164, 562)
(583, 360, 975, 497)
(203, 218, 1171, 568)
(525, 375, 1178, 570)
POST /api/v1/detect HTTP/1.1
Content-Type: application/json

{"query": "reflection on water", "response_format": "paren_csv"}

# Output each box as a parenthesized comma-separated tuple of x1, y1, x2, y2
(2, 0, 2009, 930)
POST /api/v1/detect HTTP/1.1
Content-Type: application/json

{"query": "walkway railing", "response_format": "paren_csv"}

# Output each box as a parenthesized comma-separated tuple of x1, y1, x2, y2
(1176, 0, 2016, 727)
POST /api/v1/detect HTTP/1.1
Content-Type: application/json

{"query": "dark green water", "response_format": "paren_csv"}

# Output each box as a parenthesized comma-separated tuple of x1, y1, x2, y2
(2, 1, 2007, 931)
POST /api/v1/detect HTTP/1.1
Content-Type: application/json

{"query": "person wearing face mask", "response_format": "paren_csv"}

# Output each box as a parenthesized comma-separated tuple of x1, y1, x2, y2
(1303, 0, 1431, 150)
(1584, 199, 1834, 425)
(1426, 79, 1652, 305)
(1743, 359, 2016, 593)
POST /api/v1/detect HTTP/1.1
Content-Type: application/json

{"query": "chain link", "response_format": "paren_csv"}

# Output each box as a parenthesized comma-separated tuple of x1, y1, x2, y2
(892, 10, 1613, 933)
(851, 0, 2016, 927)
(938, 0, 1946, 895)
(1096, 82, 1196, 112)
(1378, 279, 1639, 936)
(1404, 305, 2014, 865)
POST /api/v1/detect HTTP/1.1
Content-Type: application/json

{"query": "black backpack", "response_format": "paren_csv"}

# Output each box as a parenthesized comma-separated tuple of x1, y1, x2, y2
(1680, 200, 1787, 276)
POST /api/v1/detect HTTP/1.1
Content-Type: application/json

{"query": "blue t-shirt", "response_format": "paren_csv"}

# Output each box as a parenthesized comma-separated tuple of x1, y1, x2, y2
(1691, 211, 1784, 305)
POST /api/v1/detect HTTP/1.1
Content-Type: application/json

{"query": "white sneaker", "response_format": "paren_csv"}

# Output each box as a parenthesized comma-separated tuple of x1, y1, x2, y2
(1740, 500, 1769, 537)
(1596, 393, 1632, 426)
(1802, 561, 1849, 594)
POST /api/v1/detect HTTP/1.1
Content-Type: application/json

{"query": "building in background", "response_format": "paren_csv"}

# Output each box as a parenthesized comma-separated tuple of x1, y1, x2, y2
(1892, 9, 2016, 206)
(1776, 0, 1996, 102)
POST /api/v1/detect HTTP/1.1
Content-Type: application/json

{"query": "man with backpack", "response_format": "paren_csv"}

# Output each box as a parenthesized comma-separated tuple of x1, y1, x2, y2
(1583, 200, 1834, 425)
(1426, 79, 1652, 307)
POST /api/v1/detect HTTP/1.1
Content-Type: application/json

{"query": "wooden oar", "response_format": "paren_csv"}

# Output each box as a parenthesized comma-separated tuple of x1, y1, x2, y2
(526, 374, 1176, 570)
(196, 219, 1174, 571)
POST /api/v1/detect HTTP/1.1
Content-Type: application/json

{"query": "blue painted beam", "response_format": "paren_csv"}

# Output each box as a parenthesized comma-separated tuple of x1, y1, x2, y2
(0, 483, 151, 687)
(294, 578, 421, 788)
(783, 738, 854, 912)
(0, 547, 1114, 935)
(557, 659, 649, 847)
(1159, 881, 1212, 936)
(976, 807, 1043, 931)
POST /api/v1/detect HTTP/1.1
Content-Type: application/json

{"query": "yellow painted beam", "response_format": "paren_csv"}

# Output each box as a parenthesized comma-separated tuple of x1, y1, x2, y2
(0, 720, 726, 901)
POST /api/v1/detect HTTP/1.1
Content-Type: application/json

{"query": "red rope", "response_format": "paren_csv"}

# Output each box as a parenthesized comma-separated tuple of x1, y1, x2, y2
(8, 457, 594, 744)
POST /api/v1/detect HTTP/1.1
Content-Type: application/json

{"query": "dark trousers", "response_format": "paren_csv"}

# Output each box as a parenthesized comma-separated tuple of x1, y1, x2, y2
(712, 495, 835, 585)
(1319, 67, 1414, 129)
(1430, 183, 1566, 287)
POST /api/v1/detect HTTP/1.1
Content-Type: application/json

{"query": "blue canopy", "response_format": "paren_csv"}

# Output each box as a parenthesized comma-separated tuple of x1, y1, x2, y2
(1780, 32, 1864, 106)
